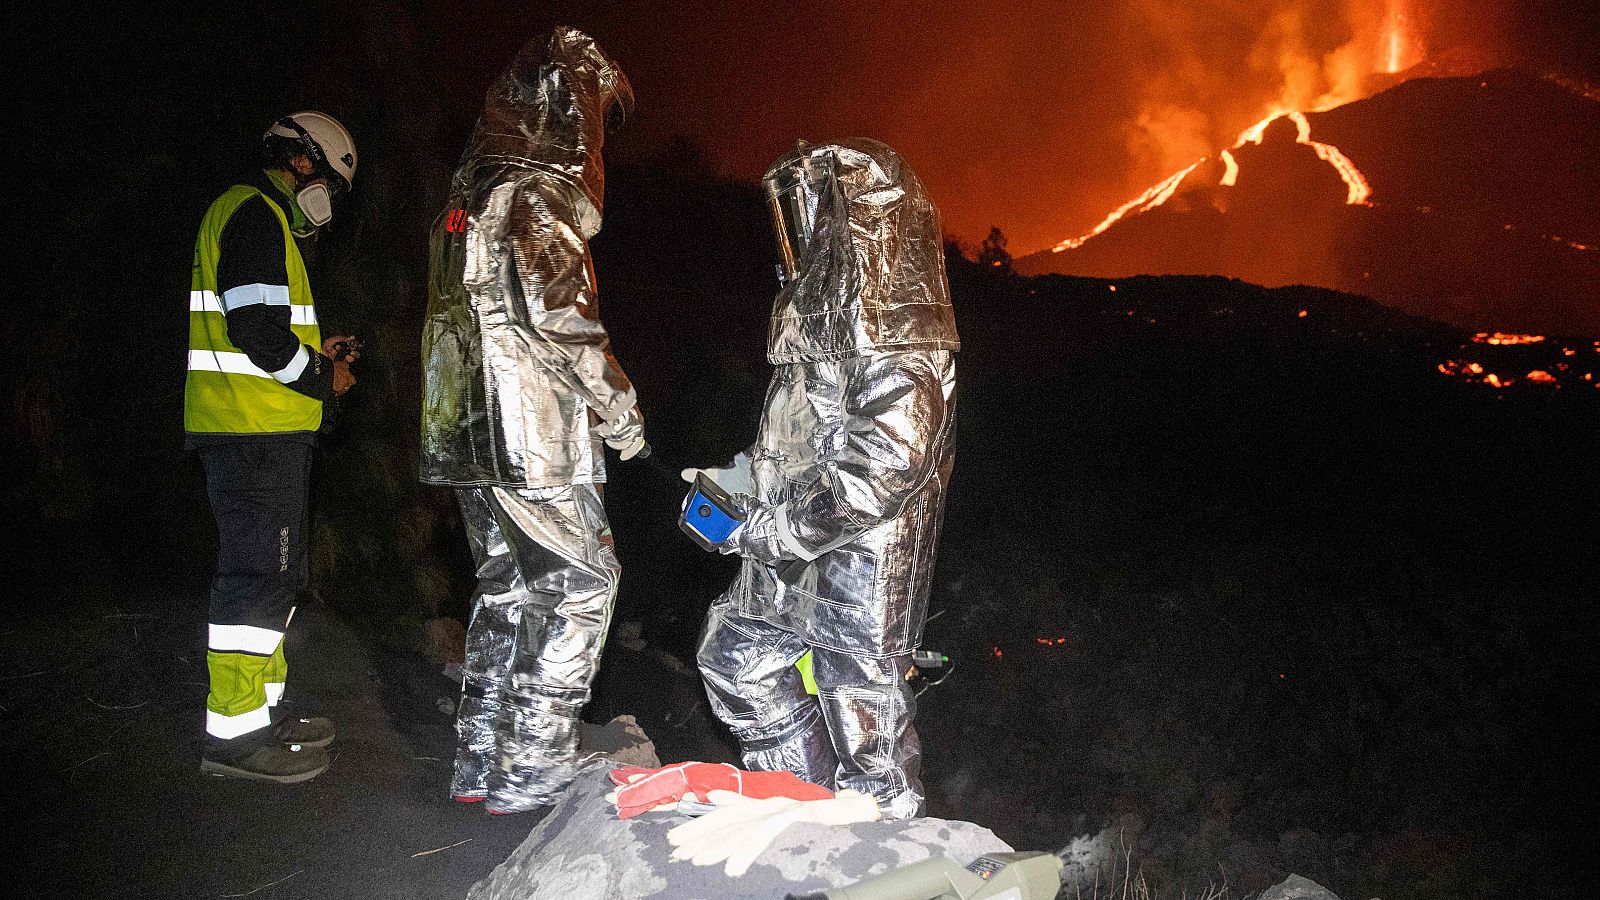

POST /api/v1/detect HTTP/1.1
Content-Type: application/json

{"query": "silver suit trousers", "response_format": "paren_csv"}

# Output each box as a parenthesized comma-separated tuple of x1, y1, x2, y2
(451, 483, 619, 813)
(697, 602, 924, 820)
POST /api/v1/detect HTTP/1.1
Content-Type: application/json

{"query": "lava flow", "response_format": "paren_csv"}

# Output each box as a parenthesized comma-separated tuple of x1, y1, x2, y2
(1052, 163, 1202, 251)
(1380, 0, 1420, 74)
(1232, 111, 1372, 206)
(1052, 0, 1410, 254)
(1053, 109, 1376, 253)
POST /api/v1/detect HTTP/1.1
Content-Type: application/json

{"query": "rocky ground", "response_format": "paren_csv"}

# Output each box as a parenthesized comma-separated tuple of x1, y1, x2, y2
(0, 562, 540, 900)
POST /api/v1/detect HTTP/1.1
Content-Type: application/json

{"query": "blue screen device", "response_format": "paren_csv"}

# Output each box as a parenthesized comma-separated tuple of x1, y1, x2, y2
(680, 474, 745, 551)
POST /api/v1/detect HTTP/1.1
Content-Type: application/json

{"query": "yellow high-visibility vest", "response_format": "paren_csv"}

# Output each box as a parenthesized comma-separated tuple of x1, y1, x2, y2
(184, 184, 322, 435)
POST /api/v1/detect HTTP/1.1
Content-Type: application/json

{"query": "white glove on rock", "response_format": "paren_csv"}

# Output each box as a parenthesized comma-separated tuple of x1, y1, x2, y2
(596, 405, 647, 460)
(666, 789, 881, 877)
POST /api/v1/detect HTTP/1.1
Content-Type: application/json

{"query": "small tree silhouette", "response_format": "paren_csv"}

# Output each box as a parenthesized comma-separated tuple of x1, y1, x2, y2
(976, 226, 1012, 274)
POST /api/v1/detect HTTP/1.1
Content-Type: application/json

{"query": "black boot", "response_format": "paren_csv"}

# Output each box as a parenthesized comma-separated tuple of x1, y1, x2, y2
(273, 703, 335, 749)
(202, 731, 329, 784)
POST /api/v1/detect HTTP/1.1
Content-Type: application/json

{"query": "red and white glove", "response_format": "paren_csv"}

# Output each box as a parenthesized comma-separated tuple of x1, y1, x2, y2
(605, 761, 833, 819)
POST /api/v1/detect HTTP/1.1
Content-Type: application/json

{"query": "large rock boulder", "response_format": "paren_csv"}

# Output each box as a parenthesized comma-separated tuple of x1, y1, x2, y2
(468, 762, 1014, 899)
(575, 715, 662, 770)
(1259, 874, 1344, 900)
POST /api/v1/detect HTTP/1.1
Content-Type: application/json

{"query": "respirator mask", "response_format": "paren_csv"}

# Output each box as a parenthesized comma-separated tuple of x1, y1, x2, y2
(295, 178, 337, 228)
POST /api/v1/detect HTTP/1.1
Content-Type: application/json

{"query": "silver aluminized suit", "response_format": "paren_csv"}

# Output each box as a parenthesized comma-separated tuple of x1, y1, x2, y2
(696, 139, 958, 820)
(419, 27, 637, 813)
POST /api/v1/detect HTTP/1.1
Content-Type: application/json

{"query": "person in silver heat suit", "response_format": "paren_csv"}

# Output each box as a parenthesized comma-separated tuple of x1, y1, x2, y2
(694, 139, 959, 820)
(419, 27, 644, 814)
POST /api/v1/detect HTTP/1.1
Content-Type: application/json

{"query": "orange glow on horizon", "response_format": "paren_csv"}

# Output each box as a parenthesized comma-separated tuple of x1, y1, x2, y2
(1047, 0, 1430, 255)
(1052, 107, 1375, 253)
(1473, 332, 1547, 345)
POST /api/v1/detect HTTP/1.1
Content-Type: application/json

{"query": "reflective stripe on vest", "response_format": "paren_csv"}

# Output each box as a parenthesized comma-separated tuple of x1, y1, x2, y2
(190, 290, 318, 326)
(184, 184, 323, 435)
(188, 348, 311, 383)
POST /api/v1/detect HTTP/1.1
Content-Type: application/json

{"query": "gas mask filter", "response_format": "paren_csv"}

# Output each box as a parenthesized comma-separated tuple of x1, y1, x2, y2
(297, 179, 335, 227)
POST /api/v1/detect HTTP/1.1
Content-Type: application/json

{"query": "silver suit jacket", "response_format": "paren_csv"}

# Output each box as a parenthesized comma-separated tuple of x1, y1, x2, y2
(421, 27, 636, 489)
(738, 139, 960, 657)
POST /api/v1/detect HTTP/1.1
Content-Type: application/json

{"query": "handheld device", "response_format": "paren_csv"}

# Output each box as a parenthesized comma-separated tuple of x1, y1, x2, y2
(332, 337, 362, 361)
(679, 474, 745, 551)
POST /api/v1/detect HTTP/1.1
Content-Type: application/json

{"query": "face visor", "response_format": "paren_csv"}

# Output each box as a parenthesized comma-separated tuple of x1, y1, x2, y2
(601, 69, 635, 135)
(764, 150, 835, 285)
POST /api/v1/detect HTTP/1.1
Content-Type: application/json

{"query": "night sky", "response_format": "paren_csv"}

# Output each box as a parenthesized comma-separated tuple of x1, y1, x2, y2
(28, 0, 1600, 254)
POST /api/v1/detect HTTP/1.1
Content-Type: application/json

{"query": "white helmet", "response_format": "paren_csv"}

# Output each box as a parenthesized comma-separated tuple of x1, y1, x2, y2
(266, 111, 357, 192)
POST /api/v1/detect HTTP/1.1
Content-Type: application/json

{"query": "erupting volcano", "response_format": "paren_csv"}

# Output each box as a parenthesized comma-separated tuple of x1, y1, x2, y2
(1019, 8, 1600, 338)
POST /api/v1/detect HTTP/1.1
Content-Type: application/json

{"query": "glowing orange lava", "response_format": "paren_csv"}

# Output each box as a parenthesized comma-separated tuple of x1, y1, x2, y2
(1380, 0, 1418, 74)
(1052, 109, 1373, 253)
(1049, 2, 1413, 254)
(1438, 360, 1484, 376)
(1472, 332, 1547, 345)
(1052, 162, 1200, 251)
(1233, 111, 1373, 206)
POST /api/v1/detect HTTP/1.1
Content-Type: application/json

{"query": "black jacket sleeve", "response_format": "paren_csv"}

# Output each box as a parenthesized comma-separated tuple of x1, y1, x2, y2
(216, 196, 337, 401)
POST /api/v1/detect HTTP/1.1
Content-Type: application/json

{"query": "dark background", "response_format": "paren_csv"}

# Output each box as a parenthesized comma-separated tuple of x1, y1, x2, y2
(6, 3, 1599, 899)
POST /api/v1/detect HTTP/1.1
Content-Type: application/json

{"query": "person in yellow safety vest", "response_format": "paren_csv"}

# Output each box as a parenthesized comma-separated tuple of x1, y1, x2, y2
(185, 110, 360, 783)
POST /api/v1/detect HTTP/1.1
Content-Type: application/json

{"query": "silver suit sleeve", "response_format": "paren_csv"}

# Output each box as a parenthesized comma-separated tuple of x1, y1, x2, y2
(500, 179, 637, 422)
(778, 351, 953, 557)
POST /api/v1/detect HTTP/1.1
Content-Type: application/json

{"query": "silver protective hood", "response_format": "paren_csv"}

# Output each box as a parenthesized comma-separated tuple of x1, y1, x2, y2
(455, 25, 634, 237)
(762, 139, 959, 364)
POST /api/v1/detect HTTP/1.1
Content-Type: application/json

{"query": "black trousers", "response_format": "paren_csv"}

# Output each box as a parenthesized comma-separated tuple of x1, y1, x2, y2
(200, 442, 312, 641)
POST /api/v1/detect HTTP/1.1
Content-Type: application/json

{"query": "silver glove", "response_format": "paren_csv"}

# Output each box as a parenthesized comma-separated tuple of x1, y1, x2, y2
(595, 405, 646, 460)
